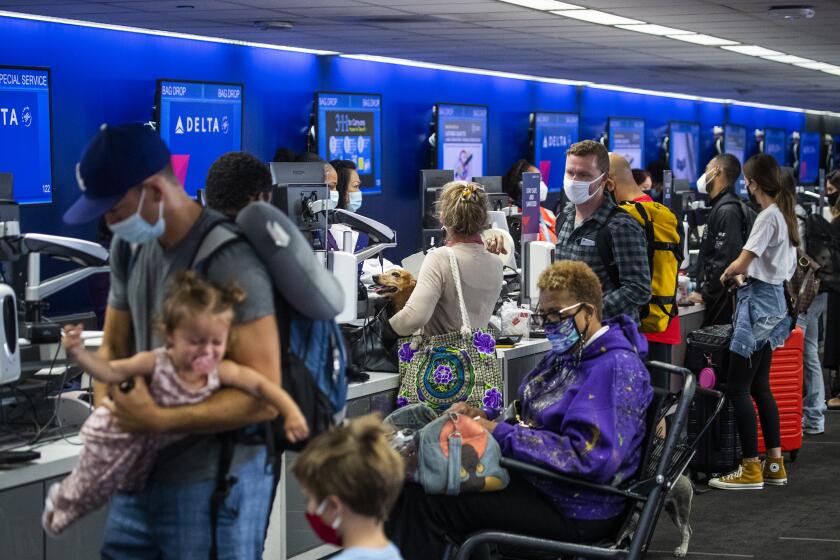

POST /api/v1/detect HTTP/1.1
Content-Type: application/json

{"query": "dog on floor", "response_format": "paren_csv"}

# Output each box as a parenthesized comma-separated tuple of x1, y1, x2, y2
(372, 269, 416, 314)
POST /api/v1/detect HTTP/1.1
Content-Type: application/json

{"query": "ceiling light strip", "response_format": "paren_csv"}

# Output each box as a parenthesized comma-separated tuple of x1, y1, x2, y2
(0, 10, 338, 55)
(496, 0, 583, 10)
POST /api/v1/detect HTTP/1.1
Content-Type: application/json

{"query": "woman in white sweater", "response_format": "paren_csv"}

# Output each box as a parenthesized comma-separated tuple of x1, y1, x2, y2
(389, 181, 503, 337)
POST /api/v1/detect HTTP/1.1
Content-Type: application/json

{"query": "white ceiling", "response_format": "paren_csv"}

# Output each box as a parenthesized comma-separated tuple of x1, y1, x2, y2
(3, 0, 840, 110)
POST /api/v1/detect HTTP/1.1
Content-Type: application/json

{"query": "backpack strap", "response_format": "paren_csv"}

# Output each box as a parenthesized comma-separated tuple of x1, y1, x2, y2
(595, 206, 623, 290)
(191, 217, 241, 272)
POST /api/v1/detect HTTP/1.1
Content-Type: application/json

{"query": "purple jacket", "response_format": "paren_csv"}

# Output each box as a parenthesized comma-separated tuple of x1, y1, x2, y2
(492, 315, 653, 520)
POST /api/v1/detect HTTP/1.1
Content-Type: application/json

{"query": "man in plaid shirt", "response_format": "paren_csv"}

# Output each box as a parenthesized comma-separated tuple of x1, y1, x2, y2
(555, 141, 651, 322)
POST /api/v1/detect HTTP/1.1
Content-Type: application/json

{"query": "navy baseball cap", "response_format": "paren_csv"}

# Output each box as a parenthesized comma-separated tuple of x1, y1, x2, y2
(63, 123, 171, 225)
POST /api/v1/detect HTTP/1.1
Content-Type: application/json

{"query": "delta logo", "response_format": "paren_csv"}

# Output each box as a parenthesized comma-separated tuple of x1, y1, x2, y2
(0, 105, 33, 127)
(174, 115, 229, 135)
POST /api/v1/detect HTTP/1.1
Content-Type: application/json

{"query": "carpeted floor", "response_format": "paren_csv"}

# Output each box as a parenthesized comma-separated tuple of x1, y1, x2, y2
(647, 410, 840, 559)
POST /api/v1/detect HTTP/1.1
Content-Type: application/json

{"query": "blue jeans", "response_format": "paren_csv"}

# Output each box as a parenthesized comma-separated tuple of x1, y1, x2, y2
(101, 447, 274, 560)
(797, 293, 827, 431)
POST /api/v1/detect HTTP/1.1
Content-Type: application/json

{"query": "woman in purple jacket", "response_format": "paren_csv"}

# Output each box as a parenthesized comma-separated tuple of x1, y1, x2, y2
(386, 261, 653, 559)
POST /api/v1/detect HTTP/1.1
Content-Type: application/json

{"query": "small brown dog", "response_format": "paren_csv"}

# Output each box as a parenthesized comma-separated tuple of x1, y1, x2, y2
(372, 269, 416, 313)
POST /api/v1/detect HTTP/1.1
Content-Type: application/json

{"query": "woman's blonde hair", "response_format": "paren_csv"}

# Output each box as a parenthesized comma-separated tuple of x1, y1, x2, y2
(537, 260, 603, 319)
(437, 181, 489, 237)
(292, 414, 404, 521)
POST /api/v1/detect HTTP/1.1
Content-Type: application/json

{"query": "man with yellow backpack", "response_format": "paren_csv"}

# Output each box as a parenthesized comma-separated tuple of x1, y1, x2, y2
(605, 154, 684, 363)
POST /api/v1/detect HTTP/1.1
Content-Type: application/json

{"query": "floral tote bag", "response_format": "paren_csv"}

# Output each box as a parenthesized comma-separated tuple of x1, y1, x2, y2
(396, 247, 504, 415)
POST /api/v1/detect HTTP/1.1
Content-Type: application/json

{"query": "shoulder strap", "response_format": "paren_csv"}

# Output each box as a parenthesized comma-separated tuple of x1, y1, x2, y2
(191, 220, 241, 273)
(596, 206, 622, 289)
(445, 246, 472, 334)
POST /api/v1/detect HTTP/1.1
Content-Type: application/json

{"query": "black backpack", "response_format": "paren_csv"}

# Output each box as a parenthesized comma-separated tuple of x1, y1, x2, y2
(805, 213, 840, 291)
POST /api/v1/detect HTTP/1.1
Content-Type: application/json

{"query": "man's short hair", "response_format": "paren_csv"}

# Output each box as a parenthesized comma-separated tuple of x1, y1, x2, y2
(567, 140, 609, 175)
(646, 160, 666, 185)
(713, 153, 742, 186)
(205, 152, 272, 214)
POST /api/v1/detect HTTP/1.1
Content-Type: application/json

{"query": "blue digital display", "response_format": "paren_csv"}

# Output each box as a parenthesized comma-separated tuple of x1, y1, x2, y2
(799, 132, 821, 185)
(725, 124, 747, 195)
(764, 128, 786, 166)
(608, 118, 645, 168)
(669, 121, 700, 187)
(156, 80, 243, 197)
(0, 66, 53, 205)
(436, 103, 487, 180)
(316, 92, 382, 193)
(532, 112, 578, 192)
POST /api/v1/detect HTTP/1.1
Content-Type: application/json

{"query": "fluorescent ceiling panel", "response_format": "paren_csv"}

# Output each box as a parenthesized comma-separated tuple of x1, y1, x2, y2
(721, 45, 784, 57)
(667, 33, 738, 46)
(550, 9, 644, 25)
(796, 61, 837, 71)
(496, 0, 582, 9)
(616, 24, 694, 36)
(762, 54, 816, 65)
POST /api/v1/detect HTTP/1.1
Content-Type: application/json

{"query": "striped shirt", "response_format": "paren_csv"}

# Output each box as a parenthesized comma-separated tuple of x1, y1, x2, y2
(555, 198, 651, 322)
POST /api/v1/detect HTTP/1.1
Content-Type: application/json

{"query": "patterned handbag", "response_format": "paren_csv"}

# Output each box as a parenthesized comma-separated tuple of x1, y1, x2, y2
(395, 247, 504, 414)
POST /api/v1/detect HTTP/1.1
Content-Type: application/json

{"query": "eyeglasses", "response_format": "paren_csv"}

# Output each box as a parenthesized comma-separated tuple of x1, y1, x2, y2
(532, 302, 584, 329)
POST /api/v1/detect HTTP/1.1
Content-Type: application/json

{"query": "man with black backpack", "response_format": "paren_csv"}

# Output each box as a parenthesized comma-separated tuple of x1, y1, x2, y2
(63, 124, 282, 559)
(689, 154, 756, 326)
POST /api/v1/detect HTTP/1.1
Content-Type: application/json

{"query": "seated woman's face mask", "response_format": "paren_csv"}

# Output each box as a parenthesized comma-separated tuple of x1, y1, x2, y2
(540, 303, 590, 354)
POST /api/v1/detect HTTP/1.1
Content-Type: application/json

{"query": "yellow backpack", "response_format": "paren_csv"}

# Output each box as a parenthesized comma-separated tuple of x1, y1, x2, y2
(597, 201, 684, 333)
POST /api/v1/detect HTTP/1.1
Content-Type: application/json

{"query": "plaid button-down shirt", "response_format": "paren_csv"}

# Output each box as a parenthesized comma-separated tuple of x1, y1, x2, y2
(555, 199, 651, 322)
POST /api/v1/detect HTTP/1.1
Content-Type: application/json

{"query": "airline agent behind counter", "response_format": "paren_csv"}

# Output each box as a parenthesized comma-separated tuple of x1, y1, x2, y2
(328, 159, 367, 253)
(501, 159, 557, 244)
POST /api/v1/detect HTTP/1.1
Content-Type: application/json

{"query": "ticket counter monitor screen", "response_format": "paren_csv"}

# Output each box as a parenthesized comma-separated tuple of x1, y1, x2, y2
(156, 79, 243, 198)
(532, 112, 579, 192)
(315, 92, 382, 193)
(764, 128, 786, 166)
(608, 118, 645, 168)
(799, 132, 821, 185)
(0, 66, 53, 205)
(724, 124, 747, 196)
(669, 121, 700, 188)
(436, 103, 487, 180)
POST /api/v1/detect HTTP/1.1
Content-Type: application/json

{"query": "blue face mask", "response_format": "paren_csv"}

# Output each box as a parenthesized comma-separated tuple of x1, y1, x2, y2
(347, 191, 363, 213)
(544, 316, 581, 355)
(108, 190, 165, 244)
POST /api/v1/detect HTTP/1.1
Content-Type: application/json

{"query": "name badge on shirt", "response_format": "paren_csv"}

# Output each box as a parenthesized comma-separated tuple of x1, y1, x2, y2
(580, 237, 596, 247)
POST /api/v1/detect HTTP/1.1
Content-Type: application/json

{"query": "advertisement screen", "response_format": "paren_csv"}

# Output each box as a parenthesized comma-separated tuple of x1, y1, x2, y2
(669, 121, 700, 186)
(157, 80, 243, 197)
(608, 118, 645, 168)
(533, 112, 578, 192)
(437, 103, 487, 180)
(725, 124, 747, 195)
(799, 132, 821, 185)
(764, 128, 786, 166)
(0, 66, 52, 204)
(316, 92, 382, 192)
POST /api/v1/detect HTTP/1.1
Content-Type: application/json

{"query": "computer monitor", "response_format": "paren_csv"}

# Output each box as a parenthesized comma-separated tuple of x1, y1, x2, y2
(435, 103, 488, 179)
(473, 175, 508, 212)
(608, 118, 645, 168)
(314, 92, 382, 193)
(799, 132, 821, 185)
(531, 112, 579, 192)
(764, 128, 786, 165)
(155, 79, 243, 198)
(724, 124, 747, 196)
(270, 162, 325, 186)
(421, 169, 454, 229)
(669, 121, 700, 188)
(0, 66, 53, 205)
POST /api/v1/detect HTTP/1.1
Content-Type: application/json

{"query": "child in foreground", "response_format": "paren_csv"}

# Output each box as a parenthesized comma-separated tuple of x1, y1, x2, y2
(43, 271, 308, 535)
(293, 414, 405, 559)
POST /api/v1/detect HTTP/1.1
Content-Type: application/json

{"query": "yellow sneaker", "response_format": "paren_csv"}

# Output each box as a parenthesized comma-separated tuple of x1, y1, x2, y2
(762, 457, 788, 486)
(708, 460, 764, 490)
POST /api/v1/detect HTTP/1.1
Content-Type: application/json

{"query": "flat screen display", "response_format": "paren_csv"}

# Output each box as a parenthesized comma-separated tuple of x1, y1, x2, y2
(156, 79, 243, 197)
(608, 118, 645, 168)
(724, 124, 747, 195)
(669, 121, 700, 187)
(799, 131, 821, 185)
(316, 92, 382, 193)
(764, 128, 786, 166)
(0, 66, 53, 205)
(532, 112, 579, 192)
(436, 103, 487, 180)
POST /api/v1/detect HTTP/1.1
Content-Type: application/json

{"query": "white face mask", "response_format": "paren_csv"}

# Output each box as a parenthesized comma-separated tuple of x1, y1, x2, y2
(539, 180, 548, 203)
(696, 168, 718, 195)
(329, 190, 339, 209)
(563, 172, 605, 205)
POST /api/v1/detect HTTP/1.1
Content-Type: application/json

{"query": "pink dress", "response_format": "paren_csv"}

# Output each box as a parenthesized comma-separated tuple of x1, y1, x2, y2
(45, 347, 220, 535)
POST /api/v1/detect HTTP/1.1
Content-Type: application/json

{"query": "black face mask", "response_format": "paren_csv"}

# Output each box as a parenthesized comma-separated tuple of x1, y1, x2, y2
(829, 192, 839, 207)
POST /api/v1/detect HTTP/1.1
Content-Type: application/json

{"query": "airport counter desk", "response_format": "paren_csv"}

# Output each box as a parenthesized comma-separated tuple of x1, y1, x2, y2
(0, 304, 706, 560)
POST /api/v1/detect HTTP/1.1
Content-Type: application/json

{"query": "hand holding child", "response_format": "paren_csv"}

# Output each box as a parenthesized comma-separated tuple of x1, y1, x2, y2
(284, 405, 310, 443)
(62, 324, 86, 359)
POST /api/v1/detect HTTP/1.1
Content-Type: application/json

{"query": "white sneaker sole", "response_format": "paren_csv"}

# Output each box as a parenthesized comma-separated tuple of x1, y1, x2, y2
(708, 480, 764, 490)
(764, 478, 788, 486)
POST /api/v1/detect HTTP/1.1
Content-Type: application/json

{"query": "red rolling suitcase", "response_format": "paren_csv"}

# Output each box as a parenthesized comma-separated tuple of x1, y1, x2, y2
(756, 327, 804, 460)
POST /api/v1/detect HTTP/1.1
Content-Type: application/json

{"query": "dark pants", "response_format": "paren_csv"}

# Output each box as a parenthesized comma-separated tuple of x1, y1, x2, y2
(726, 343, 781, 459)
(647, 342, 672, 364)
(385, 472, 620, 560)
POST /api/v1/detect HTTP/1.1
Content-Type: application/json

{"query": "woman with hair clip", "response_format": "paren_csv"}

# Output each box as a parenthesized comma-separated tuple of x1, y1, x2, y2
(710, 154, 798, 490)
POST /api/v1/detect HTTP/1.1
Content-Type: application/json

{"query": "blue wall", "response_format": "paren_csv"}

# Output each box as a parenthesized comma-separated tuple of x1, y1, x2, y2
(0, 15, 810, 314)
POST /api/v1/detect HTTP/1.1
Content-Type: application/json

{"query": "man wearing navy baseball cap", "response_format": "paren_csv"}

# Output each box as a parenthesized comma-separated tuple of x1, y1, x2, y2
(66, 123, 280, 558)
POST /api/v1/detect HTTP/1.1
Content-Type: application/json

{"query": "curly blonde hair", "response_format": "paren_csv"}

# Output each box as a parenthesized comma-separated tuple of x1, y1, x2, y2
(159, 271, 246, 335)
(537, 260, 603, 319)
(437, 181, 489, 237)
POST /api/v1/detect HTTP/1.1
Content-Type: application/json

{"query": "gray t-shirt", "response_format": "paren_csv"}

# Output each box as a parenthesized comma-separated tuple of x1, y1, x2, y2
(108, 208, 275, 482)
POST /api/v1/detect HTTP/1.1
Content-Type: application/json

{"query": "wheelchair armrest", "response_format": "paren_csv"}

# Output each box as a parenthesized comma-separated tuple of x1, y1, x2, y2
(499, 458, 646, 501)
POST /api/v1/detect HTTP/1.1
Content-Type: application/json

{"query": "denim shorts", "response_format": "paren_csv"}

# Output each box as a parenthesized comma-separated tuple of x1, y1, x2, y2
(730, 279, 791, 358)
